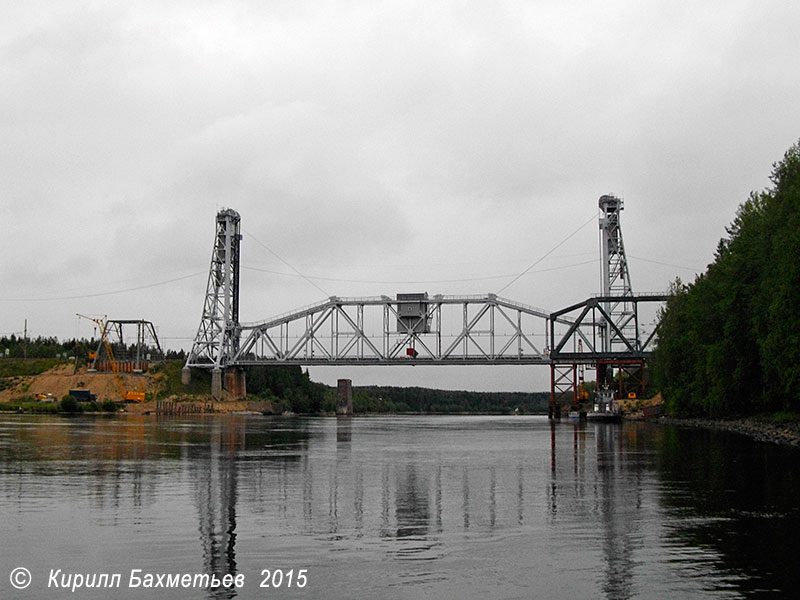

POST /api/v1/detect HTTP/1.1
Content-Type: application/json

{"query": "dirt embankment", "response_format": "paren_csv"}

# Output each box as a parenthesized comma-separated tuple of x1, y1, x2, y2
(0, 363, 160, 403)
(616, 392, 665, 417)
(1, 363, 280, 414)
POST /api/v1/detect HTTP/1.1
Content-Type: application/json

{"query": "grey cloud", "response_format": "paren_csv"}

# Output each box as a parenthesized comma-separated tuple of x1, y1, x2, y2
(2, 0, 799, 391)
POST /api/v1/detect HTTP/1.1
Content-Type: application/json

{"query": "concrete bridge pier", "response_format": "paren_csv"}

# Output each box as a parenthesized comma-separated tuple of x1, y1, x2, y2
(210, 367, 247, 400)
(224, 367, 247, 400)
(211, 368, 222, 399)
(336, 379, 353, 415)
(184, 366, 246, 400)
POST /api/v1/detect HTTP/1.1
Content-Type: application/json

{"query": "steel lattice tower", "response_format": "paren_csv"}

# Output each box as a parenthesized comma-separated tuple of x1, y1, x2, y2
(598, 194, 635, 352)
(185, 208, 241, 370)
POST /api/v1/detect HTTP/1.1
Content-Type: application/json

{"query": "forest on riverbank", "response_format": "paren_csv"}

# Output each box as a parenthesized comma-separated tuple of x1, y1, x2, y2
(652, 140, 800, 417)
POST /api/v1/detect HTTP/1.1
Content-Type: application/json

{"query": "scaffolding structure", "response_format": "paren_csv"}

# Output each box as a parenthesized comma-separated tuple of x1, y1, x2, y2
(90, 319, 164, 373)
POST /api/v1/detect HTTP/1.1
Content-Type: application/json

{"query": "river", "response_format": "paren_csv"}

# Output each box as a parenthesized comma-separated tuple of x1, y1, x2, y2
(1, 415, 799, 599)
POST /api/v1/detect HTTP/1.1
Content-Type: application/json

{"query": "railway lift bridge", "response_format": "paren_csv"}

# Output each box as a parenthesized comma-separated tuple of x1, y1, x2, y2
(183, 197, 669, 416)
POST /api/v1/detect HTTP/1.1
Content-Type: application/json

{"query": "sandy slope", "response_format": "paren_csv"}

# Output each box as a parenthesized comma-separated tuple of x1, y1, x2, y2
(1, 363, 278, 414)
(1, 364, 158, 403)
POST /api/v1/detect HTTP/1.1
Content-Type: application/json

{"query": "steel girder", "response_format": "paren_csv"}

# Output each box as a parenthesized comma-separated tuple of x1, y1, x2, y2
(550, 363, 578, 410)
(230, 294, 555, 366)
(548, 294, 669, 363)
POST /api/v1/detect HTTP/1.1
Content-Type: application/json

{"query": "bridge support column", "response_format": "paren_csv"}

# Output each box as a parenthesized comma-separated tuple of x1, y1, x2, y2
(550, 363, 577, 419)
(224, 367, 247, 401)
(336, 379, 353, 415)
(211, 368, 222, 400)
(181, 366, 192, 386)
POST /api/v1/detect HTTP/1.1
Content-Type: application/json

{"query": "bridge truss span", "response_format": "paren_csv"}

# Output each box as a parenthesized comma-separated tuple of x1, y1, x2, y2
(232, 293, 558, 366)
(549, 294, 670, 363)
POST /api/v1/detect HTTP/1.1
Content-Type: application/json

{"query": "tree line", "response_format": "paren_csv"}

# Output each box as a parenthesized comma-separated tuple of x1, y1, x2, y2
(351, 386, 550, 414)
(652, 141, 800, 416)
(242, 367, 548, 414)
(0, 335, 94, 359)
(0, 335, 185, 361)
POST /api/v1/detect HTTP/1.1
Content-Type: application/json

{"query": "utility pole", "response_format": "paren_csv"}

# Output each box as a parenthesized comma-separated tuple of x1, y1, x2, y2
(23, 319, 27, 360)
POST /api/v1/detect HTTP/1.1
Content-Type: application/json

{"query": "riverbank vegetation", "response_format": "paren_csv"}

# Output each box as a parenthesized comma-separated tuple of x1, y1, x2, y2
(652, 141, 800, 417)
(0, 393, 118, 414)
(351, 386, 549, 414)
(0, 358, 66, 381)
(243, 366, 547, 414)
(0, 335, 186, 362)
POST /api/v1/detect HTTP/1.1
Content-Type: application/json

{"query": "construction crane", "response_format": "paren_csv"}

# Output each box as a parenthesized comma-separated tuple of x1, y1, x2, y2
(77, 314, 146, 402)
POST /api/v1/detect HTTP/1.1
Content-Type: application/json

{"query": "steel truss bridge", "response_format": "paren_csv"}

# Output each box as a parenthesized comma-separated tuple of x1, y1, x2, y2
(234, 294, 555, 366)
(184, 199, 670, 412)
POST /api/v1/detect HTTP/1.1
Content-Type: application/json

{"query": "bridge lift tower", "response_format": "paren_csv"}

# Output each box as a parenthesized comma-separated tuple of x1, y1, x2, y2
(549, 194, 649, 417)
(183, 208, 246, 399)
(597, 194, 642, 401)
(598, 194, 635, 352)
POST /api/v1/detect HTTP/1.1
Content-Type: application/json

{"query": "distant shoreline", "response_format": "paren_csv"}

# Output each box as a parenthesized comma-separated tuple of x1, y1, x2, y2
(8, 401, 799, 449)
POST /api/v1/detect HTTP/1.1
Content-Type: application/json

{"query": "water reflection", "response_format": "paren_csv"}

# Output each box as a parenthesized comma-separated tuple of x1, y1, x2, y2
(395, 464, 429, 538)
(3, 415, 800, 598)
(335, 417, 351, 446)
(655, 424, 800, 596)
(192, 420, 242, 599)
(548, 421, 646, 600)
(596, 424, 636, 600)
(380, 463, 391, 538)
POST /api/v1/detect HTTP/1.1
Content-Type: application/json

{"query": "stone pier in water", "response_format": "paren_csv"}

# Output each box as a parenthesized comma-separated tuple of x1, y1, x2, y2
(336, 379, 353, 415)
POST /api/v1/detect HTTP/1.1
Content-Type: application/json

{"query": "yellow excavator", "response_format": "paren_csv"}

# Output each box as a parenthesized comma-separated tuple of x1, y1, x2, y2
(77, 314, 146, 402)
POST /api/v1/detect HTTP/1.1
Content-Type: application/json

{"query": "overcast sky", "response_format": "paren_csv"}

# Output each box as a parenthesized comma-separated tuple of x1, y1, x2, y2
(1, 0, 798, 392)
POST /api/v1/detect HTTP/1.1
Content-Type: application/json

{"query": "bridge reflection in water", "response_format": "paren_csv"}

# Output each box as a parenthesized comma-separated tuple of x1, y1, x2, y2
(187, 417, 659, 599)
(190, 420, 243, 599)
(3, 415, 800, 598)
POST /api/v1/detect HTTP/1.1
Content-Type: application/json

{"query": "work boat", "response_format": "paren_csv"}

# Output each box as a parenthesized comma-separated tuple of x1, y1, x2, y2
(586, 386, 622, 422)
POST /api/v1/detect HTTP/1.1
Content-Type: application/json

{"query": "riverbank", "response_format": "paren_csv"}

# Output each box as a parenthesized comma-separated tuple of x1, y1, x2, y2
(618, 392, 800, 448)
(656, 415, 800, 447)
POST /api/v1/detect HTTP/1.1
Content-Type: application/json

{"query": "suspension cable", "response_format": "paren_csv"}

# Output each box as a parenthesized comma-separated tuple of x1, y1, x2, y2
(243, 230, 330, 297)
(496, 212, 597, 294)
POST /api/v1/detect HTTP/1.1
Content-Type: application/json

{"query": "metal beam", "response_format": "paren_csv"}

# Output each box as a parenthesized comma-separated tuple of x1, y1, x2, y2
(548, 295, 669, 363)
